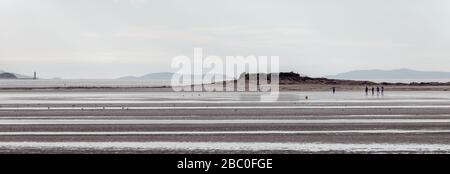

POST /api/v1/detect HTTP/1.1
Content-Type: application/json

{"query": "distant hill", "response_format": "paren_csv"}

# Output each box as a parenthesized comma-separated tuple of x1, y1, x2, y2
(0, 72, 18, 79)
(0, 70, 32, 79)
(239, 72, 377, 85)
(118, 72, 175, 80)
(326, 69, 450, 80)
(119, 72, 232, 81)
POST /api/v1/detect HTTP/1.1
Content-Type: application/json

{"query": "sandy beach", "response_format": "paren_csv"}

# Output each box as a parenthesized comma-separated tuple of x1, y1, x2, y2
(0, 89, 450, 154)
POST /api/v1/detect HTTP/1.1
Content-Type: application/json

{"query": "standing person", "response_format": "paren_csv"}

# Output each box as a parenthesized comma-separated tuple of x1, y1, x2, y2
(332, 87, 336, 94)
(365, 86, 369, 96)
(381, 86, 384, 95)
(371, 87, 375, 96)
(376, 86, 380, 95)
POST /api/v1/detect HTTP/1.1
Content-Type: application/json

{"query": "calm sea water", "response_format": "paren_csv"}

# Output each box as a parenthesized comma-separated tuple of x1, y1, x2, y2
(0, 91, 449, 104)
(0, 79, 171, 88)
(1, 78, 449, 89)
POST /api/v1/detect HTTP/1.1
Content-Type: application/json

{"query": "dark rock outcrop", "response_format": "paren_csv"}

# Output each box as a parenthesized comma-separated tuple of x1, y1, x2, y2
(239, 72, 377, 85)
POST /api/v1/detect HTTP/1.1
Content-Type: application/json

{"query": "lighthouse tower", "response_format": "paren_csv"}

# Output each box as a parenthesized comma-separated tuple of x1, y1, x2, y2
(33, 71, 37, 80)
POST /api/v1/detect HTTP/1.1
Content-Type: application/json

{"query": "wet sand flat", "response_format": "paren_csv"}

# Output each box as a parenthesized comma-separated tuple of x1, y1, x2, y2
(0, 91, 449, 153)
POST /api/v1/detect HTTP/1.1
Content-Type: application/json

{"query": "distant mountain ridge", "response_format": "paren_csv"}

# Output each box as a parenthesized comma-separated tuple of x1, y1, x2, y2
(326, 69, 450, 80)
(0, 70, 33, 79)
(0, 72, 17, 79)
(118, 72, 232, 81)
(119, 72, 175, 80)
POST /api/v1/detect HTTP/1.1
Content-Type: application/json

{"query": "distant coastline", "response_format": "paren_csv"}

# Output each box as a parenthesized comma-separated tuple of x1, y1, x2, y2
(1, 72, 449, 92)
(326, 69, 450, 82)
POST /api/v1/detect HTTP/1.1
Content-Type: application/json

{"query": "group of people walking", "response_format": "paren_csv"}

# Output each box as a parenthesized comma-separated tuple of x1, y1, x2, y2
(365, 86, 384, 96)
(331, 86, 385, 96)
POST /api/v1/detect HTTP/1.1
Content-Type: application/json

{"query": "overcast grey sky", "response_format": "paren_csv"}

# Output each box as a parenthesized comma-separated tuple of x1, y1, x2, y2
(1, 0, 449, 78)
